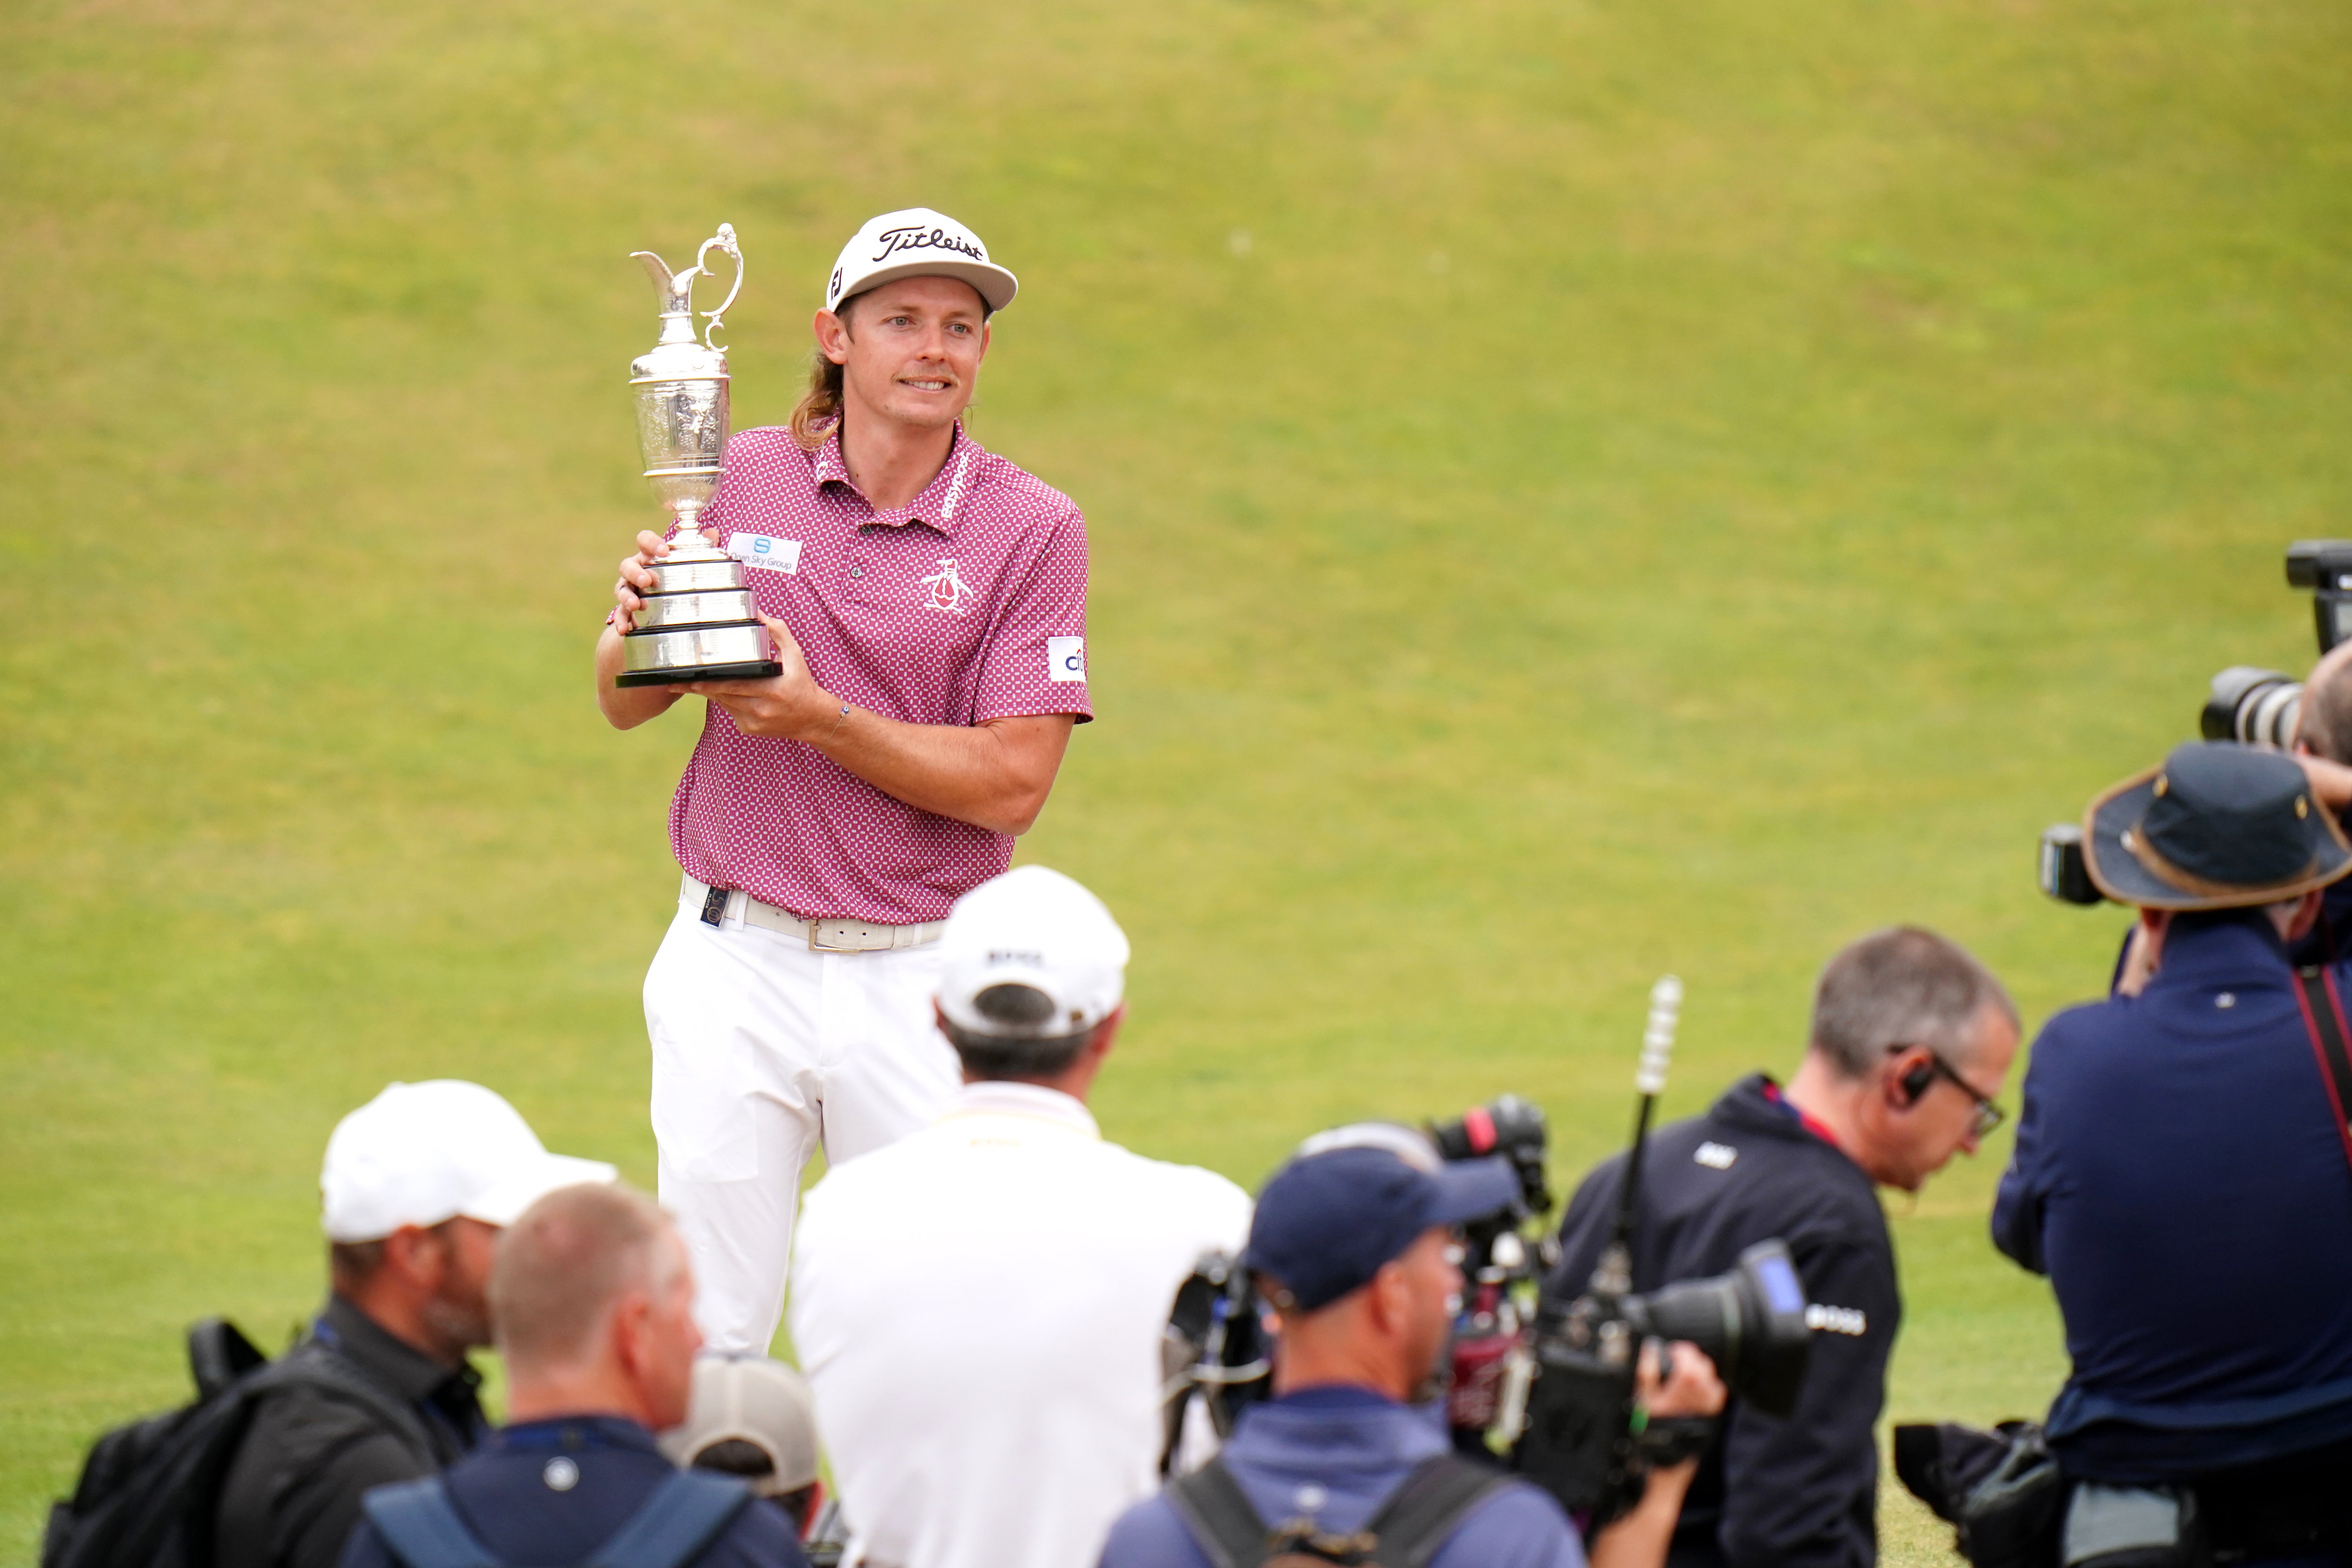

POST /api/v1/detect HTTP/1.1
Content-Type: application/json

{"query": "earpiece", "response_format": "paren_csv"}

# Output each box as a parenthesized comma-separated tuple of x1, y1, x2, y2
(1898, 1059, 1934, 1107)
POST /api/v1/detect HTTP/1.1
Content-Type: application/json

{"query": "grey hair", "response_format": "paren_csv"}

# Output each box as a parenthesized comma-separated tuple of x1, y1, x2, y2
(1808, 926, 2018, 1078)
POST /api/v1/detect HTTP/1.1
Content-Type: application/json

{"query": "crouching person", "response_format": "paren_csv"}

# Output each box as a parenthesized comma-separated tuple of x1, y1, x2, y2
(340, 1184, 808, 1568)
(1099, 1137, 1724, 1568)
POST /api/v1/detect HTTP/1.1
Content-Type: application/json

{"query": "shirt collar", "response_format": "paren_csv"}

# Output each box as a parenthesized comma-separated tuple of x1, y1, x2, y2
(810, 421, 980, 538)
(489, 1415, 661, 1455)
(938, 1080, 1100, 1139)
(1227, 1385, 1449, 1465)
(2147, 907, 2292, 989)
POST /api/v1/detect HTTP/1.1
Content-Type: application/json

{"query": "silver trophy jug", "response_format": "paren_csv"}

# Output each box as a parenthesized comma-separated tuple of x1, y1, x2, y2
(615, 223, 784, 687)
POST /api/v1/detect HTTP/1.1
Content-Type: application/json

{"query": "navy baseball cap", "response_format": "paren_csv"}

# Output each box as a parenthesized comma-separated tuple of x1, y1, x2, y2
(1243, 1133, 1520, 1313)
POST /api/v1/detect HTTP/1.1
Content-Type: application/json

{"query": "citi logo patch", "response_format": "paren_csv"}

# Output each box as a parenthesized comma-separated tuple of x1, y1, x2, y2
(1048, 636, 1086, 684)
(727, 534, 802, 574)
(1694, 1142, 1738, 1170)
(1806, 1304, 1867, 1336)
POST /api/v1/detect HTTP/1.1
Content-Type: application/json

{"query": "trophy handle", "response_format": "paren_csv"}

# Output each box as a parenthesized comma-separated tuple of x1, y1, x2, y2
(693, 223, 744, 350)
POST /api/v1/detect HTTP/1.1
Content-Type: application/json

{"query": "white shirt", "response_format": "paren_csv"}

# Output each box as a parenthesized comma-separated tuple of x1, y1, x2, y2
(788, 1081, 1254, 1568)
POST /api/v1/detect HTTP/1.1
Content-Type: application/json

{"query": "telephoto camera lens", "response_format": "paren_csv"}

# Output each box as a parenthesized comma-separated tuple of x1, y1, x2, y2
(2037, 825, 2103, 906)
(1616, 1240, 1814, 1418)
(2201, 666, 2303, 751)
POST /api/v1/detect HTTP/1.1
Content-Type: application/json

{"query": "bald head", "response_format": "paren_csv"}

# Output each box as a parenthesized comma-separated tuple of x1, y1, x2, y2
(490, 1183, 679, 1376)
(2302, 641, 2352, 765)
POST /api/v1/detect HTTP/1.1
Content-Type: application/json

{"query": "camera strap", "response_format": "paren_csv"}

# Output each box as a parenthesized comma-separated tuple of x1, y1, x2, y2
(2290, 967, 2352, 1176)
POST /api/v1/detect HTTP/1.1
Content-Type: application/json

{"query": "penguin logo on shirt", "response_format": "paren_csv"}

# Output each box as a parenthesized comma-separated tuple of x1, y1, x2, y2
(920, 558, 975, 617)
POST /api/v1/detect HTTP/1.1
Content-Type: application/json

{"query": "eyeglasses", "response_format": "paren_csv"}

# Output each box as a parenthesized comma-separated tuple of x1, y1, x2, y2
(1890, 1045, 2006, 1140)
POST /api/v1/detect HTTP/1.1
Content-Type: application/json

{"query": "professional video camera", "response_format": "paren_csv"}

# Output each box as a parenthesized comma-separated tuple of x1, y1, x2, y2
(1162, 982, 1814, 1521)
(2037, 540, 2352, 906)
(1494, 980, 1811, 1521)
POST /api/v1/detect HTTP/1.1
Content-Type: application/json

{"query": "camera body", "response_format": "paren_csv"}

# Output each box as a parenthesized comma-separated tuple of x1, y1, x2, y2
(1166, 1078, 1817, 1525)
(1511, 1238, 1812, 1522)
(1429, 1096, 1813, 1527)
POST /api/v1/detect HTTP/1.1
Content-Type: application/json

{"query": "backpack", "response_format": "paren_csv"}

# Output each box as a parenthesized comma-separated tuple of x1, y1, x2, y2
(42, 1317, 433, 1568)
(1166, 1453, 1509, 1568)
(360, 1470, 751, 1568)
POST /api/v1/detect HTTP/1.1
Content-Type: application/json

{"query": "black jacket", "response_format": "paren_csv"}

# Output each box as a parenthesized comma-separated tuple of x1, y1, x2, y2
(215, 1296, 487, 1568)
(337, 1416, 806, 1568)
(1547, 1075, 1899, 1568)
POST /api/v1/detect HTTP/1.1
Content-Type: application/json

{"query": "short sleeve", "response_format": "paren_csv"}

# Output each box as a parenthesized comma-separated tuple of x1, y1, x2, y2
(972, 508, 1093, 723)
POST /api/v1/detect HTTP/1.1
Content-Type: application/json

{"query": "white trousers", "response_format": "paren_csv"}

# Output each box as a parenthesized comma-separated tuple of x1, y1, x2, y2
(643, 890, 960, 1354)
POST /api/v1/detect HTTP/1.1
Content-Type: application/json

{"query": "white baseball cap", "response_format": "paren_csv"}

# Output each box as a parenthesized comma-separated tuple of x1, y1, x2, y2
(823, 207, 1018, 316)
(320, 1080, 617, 1243)
(657, 1356, 821, 1494)
(936, 866, 1129, 1039)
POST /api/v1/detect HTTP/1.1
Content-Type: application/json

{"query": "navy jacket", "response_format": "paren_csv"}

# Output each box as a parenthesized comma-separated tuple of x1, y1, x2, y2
(2288, 873, 2352, 967)
(1547, 1075, 1898, 1568)
(338, 1416, 806, 1568)
(1098, 1386, 1586, 1568)
(1993, 908, 2352, 1483)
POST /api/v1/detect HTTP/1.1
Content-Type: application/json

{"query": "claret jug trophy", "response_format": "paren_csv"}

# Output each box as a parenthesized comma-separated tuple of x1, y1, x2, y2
(615, 223, 784, 687)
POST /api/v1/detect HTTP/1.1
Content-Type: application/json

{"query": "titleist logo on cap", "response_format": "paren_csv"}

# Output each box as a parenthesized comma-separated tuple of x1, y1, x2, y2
(871, 225, 985, 264)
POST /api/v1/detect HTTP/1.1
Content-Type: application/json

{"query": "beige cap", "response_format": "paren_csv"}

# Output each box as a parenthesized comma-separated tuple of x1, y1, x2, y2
(656, 1356, 820, 1494)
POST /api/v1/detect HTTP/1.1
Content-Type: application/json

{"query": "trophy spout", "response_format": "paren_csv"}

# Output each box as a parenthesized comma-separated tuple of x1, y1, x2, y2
(633, 251, 693, 315)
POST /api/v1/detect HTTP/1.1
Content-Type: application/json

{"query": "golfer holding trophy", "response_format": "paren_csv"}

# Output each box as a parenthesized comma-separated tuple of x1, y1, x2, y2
(596, 210, 1093, 1353)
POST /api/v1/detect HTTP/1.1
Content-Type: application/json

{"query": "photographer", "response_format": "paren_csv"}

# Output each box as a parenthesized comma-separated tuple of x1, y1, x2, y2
(1995, 742, 2352, 1556)
(787, 866, 1252, 1568)
(1548, 928, 2020, 1568)
(1099, 1137, 1726, 1568)
(2291, 639, 2352, 964)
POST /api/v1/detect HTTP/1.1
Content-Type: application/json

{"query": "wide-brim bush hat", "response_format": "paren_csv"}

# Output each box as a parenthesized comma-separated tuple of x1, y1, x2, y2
(2084, 741, 2352, 910)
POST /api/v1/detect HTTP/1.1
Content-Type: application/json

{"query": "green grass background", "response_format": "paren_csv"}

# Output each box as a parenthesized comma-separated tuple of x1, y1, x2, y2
(5, 0, 2349, 1559)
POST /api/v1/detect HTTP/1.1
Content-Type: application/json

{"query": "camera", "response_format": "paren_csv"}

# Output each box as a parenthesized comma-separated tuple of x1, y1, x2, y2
(1429, 1096, 1558, 1443)
(2191, 541, 2352, 751)
(1159, 1249, 1274, 1471)
(1441, 983, 1816, 1526)
(2037, 540, 2352, 907)
(1511, 1239, 1811, 1521)
(2201, 665, 2303, 750)
(2036, 824, 2101, 907)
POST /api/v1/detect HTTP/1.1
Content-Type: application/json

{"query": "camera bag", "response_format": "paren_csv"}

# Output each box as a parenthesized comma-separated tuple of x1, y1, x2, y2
(1165, 1452, 1509, 1568)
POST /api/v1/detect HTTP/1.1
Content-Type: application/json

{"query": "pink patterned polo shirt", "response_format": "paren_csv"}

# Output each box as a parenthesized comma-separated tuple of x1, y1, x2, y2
(665, 421, 1092, 923)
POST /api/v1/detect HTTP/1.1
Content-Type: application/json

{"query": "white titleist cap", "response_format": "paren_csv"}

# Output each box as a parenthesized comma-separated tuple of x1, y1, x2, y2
(937, 866, 1129, 1039)
(320, 1080, 617, 1243)
(824, 207, 1018, 316)
(656, 1356, 822, 1495)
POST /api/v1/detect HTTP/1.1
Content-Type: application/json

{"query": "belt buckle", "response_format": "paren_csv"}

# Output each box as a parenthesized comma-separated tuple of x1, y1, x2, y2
(808, 918, 865, 953)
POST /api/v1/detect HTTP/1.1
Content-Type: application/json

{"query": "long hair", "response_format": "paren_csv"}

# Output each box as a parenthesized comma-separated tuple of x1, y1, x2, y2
(788, 349, 846, 451)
